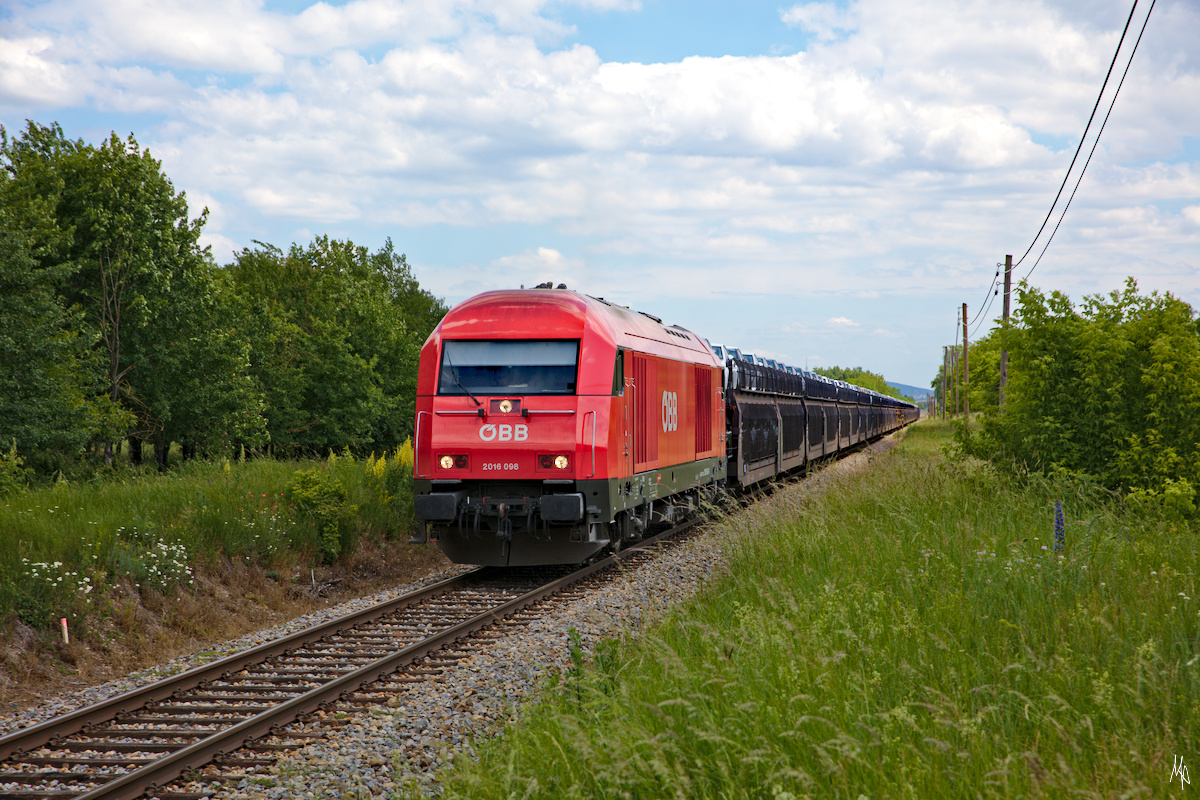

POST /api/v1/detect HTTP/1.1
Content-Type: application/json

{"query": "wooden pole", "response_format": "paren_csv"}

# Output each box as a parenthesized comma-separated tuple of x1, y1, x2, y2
(999, 254, 1012, 410)
(962, 303, 970, 425)
(942, 346, 948, 419)
(948, 346, 955, 417)
(952, 346, 959, 417)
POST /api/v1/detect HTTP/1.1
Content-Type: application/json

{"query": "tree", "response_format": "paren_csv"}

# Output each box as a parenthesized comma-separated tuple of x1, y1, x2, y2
(0, 209, 93, 460)
(55, 128, 209, 464)
(814, 366, 913, 401)
(969, 278, 1200, 499)
(0, 123, 127, 468)
(0, 121, 264, 469)
(138, 261, 267, 466)
(227, 237, 446, 455)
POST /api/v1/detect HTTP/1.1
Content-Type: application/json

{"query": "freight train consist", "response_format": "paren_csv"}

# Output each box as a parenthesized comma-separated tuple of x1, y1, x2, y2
(413, 287, 918, 566)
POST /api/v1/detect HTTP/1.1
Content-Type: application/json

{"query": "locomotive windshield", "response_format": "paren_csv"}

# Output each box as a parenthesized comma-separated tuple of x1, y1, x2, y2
(438, 340, 579, 396)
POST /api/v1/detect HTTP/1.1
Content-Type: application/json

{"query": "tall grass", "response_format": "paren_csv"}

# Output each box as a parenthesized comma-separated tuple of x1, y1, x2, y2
(435, 421, 1198, 799)
(0, 445, 416, 633)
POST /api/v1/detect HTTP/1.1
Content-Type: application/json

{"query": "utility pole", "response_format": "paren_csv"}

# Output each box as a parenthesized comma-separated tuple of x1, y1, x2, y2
(948, 347, 955, 417)
(941, 346, 948, 420)
(998, 254, 1012, 409)
(950, 346, 958, 417)
(962, 303, 970, 426)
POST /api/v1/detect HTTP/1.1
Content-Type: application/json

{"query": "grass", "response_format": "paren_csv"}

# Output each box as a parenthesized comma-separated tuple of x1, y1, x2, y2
(432, 421, 1198, 799)
(0, 445, 418, 636)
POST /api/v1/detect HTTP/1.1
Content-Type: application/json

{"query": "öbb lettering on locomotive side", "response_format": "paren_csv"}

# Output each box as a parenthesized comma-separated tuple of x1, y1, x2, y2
(412, 286, 919, 566)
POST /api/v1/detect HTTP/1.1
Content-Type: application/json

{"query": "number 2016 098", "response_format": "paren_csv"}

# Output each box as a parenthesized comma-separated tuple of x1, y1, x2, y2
(482, 462, 520, 471)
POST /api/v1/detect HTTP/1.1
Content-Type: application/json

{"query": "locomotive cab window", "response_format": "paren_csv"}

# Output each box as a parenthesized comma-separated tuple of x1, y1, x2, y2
(439, 340, 579, 396)
(612, 349, 625, 396)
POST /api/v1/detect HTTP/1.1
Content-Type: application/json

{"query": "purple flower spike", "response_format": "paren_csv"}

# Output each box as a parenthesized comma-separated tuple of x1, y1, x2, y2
(1054, 501, 1065, 551)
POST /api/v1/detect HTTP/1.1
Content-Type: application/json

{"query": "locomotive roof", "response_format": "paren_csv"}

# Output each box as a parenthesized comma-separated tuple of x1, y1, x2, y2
(431, 289, 721, 367)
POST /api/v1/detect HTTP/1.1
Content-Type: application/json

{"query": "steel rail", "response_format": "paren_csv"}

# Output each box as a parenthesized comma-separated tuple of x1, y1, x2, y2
(83, 526, 687, 800)
(2, 523, 694, 800)
(84, 524, 691, 800)
(0, 568, 484, 763)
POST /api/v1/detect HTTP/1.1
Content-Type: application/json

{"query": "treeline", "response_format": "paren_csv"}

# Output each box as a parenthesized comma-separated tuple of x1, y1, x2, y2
(0, 121, 446, 480)
(935, 279, 1200, 516)
(814, 366, 913, 401)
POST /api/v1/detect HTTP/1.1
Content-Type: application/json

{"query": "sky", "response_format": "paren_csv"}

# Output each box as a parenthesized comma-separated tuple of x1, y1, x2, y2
(1, 0, 1197, 389)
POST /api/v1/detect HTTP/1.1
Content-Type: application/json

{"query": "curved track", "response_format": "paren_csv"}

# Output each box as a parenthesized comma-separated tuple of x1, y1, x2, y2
(0, 523, 698, 800)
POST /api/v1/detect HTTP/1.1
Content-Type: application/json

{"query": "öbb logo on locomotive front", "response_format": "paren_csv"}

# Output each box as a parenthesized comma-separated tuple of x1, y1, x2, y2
(478, 424, 529, 442)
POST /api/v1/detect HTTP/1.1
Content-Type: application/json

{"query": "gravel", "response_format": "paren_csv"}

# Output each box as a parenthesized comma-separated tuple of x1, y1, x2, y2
(0, 438, 897, 799)
(0, 565, 475, 737)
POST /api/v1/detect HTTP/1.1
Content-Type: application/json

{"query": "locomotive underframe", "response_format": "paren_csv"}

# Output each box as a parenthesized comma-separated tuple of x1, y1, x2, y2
(414, 455, 724, 567)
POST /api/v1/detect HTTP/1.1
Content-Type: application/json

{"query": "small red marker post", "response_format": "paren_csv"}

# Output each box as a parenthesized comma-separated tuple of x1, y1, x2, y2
(60, 617, 69, 644)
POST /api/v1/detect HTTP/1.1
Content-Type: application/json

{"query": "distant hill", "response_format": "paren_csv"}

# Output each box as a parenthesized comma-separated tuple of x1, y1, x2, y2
(888, 381, 933, 401)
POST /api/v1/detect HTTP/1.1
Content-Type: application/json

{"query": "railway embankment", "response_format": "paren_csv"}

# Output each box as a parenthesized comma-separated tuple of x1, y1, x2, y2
(435, 420, 1197, 799)
(0, 450, 448, 712)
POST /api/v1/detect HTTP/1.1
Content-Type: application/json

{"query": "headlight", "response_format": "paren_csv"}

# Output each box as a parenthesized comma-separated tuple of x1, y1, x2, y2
(439, 455, 454, 470)
(554, 455, 569, 469)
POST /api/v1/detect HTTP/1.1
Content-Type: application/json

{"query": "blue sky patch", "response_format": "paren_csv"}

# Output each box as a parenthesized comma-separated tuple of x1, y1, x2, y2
(554, 0, 809, 62)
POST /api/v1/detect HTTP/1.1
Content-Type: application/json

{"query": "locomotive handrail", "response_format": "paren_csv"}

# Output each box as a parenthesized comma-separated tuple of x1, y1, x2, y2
(630, 381, 636, 467)
(436, 409, 485, 416)
(523, 409, 575, 415)
(585, 410, 596, 478)
(415, 411, 430, 478)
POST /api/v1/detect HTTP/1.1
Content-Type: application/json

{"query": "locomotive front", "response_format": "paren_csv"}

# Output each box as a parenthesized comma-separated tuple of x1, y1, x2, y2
(412, 289, 618, 566)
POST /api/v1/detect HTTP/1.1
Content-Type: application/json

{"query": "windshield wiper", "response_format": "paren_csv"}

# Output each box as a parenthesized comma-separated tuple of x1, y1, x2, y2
(444, 350, 481, 406)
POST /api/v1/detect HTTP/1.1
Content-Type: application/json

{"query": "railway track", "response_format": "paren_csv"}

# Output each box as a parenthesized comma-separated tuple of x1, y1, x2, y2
(0, 522, 700, 800)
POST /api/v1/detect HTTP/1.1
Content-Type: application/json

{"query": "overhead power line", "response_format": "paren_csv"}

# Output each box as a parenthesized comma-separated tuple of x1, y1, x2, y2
(1024, 0, 1157, 282)
(968, 264, 1001, 328)
(1013, 0, 1144, 270)
(971, 283, 1000, 339)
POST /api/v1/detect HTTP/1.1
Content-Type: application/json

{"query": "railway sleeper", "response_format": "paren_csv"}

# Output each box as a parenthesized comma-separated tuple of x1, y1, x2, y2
(0, 771, 117, 784)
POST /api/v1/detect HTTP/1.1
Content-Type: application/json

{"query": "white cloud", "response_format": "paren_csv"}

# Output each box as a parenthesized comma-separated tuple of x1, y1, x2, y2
(828, 317, 860, 328)
(0, 36, 80, 106)
(245, 186, 361, 221)
(199, 231, 242, 262)
(493, 247, 591, 288)
(780, 2, 858, 42)
(0, 0, 1196, 386)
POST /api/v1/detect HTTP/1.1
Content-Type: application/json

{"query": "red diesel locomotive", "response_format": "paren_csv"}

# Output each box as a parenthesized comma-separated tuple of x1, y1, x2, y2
(412, 287, 725, 566)
(413, 285, 919, 566)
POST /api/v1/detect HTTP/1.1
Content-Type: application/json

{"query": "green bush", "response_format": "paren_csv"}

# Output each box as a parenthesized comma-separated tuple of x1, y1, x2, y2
(0, 440, 30, 496)
(1127, 477, 1197, 521)
(351, 448, 415, 540)
(285, 468, 357, 563)
(962, 279, 1200, 515)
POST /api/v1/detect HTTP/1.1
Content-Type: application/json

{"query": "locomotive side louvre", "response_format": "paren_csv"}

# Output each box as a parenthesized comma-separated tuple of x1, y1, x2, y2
(694, 365, 715, 456)
(632, 353, 658, 469)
